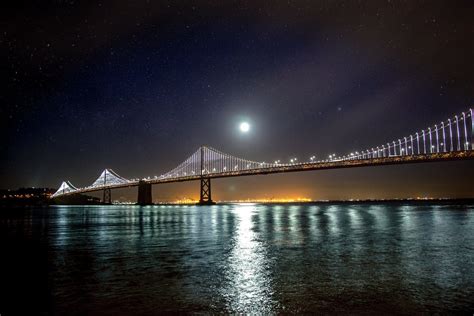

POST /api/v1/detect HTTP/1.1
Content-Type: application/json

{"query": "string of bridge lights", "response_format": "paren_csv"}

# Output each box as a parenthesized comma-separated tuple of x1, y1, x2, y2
(342, 109, 473, 161)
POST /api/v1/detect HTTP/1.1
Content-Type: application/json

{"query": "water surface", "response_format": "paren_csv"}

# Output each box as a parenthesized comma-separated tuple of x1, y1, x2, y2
(1, 203, 473, 314)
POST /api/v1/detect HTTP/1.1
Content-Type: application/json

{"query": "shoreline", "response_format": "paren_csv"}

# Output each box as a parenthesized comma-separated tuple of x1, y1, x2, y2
(2, 198, 474, 208)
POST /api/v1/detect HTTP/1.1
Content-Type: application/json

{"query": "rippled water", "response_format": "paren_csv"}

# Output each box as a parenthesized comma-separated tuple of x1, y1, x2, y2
(1, 203, 474, 314)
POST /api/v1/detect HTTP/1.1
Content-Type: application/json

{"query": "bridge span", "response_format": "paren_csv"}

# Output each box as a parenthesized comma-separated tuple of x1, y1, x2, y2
(52, 108, 474, 205)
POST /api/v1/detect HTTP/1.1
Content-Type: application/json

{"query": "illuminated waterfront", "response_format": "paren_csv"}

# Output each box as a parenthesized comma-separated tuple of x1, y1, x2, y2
(1, 203, 473, 314)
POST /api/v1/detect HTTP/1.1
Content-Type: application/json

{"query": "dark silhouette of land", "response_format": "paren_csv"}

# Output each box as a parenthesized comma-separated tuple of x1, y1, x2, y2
(0, 188, 100, 206)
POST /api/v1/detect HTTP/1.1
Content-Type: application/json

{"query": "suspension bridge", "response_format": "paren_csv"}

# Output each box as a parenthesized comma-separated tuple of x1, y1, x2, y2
(52, 108, 474, 205)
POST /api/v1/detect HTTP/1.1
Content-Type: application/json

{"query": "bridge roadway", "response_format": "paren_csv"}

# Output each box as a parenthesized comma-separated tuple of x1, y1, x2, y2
(58, 150, 474, 197)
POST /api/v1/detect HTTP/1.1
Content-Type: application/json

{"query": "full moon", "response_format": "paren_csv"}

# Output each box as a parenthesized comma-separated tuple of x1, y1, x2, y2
(239, 122, 250, 133)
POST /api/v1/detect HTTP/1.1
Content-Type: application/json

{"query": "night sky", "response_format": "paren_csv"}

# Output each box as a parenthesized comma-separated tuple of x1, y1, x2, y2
(1, 1, 474, 201)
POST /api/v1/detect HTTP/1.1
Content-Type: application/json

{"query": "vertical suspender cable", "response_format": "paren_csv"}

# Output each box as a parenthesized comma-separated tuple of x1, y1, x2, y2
(463, 112, 468, 150)
(428, 128, 433, 153)
(441, 122, 446, 152)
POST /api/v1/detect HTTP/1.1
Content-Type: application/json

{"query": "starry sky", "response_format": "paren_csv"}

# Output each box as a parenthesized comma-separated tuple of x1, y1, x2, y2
(1, 1, 474, 201)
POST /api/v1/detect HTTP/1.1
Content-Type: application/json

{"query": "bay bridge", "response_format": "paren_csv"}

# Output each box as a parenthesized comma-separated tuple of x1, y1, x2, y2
(52, 108, 474, 205)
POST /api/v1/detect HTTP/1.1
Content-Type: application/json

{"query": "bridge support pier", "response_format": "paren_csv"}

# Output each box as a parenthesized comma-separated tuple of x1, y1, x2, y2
(103, 188, 112, 204)
(137, 180, 153, 205)
(198, 177, 215, 205)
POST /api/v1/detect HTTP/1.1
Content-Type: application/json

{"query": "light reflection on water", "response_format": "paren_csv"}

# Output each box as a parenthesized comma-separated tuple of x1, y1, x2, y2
(221, 204, 278, 313)
(0, 203, 474, 314)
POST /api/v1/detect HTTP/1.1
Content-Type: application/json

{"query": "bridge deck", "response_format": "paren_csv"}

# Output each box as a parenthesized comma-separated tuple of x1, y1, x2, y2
(58, 151, 474, 196)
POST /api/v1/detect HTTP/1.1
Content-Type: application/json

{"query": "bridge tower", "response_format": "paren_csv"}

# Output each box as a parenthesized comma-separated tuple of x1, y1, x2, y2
(198, 146, 215, 205)
(103, 188, 112, 204)
(102, 168, 112, 204)
(137, 180, 153, 205)
(199, 177, 214, 205)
